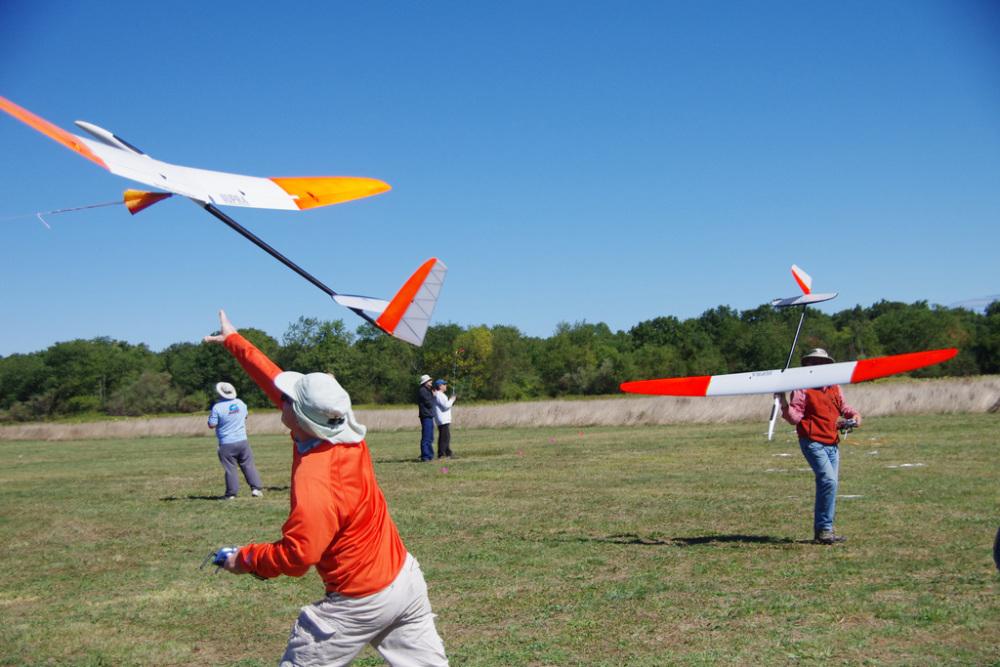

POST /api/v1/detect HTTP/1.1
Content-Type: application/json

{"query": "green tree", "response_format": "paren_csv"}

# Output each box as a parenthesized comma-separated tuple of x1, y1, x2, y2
(351, 323, 420, 404)
(0, 352, 47, 411)
(483, 325, 542, 400)
(40, 338, 159, 416)
(972, 301, 1000, 373)
(106, 372, 206, 416)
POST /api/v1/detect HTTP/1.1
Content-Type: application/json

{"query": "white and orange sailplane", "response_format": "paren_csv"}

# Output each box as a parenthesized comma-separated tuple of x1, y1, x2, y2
(0, 95, 445, 346)
(620, 265, 957, 437)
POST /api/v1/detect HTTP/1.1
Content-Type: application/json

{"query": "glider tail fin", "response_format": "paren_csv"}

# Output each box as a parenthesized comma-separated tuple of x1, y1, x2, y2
(791, 264, 812, 295)
(330, 258, 447, 346)
(375, 258, 448, 346)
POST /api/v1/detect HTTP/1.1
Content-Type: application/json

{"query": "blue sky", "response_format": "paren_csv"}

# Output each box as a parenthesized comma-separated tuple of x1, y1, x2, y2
(1, 1, 997, 357)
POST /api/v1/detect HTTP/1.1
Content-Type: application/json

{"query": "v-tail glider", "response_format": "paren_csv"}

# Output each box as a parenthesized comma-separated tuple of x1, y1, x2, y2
(0, 95, 446, 345)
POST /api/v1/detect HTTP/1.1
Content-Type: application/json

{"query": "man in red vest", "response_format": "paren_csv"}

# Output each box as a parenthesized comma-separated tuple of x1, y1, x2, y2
(776, 349, 862, 545)
(204, 310, 448, 666)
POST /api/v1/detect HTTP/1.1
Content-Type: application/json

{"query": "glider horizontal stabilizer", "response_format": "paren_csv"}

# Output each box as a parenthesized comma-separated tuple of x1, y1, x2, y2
(771, 292, 838, 308)
(0, 95, 390, 210)
(332, 258, 447, 346)
(620, 348, 958, 397)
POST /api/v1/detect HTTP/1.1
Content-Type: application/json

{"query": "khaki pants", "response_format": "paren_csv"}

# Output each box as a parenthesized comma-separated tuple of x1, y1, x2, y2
(281, 554, 448, 667)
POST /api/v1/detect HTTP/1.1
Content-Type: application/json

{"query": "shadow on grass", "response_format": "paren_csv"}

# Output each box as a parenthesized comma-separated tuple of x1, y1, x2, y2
(537, 533, 798, 547)
(159, 485, 290, 502)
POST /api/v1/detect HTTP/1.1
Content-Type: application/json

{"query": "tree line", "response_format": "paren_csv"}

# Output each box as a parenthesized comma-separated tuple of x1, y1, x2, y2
(1, 299, 997, 422)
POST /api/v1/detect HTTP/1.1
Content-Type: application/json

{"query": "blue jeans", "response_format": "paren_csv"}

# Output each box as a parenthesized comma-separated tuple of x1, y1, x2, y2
(419, 418, 435, 461)
(798, 438, 839, 531)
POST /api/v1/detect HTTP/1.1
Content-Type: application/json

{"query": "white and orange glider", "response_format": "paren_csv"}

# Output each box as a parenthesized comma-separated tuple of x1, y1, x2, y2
(619, 348, 958, 397)
(620, 265, 957, 431)
(0, 95, 445, 345)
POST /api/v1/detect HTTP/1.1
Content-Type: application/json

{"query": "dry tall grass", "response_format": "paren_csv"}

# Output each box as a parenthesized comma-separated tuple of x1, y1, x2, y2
(3, 375, 998, 442)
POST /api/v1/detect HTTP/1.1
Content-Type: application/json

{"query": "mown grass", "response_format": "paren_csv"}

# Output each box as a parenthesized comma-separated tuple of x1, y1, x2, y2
(1, 414, 999, 665)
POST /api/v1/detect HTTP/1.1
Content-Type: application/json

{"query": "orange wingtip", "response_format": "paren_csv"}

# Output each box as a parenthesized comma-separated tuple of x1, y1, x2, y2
(124, 189, 172, 215)
(850, 349, 957, 383)
(620, 376, 713, 397)
(270, 176, 390, 210)
(0, 95, 108, 169)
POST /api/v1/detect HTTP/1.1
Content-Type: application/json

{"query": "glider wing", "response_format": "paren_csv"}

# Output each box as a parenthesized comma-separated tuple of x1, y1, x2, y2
(620, 348, 958, 396)
(0, 95, 390, 210)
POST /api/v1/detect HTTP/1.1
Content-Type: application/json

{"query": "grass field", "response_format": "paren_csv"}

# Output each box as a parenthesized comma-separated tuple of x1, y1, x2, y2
(2, 414, 999, 665)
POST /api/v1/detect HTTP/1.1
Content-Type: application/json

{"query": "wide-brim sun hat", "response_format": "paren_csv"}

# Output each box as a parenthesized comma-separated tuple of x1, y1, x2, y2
(802, 348, 835, 365)
(274, 371, 366, 444)
(215, 382, 237, 400)
(418, 374, 432, 386)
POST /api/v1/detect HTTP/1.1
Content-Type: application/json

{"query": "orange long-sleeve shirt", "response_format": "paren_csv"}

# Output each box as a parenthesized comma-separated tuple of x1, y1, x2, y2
(224, 333, 407, 597)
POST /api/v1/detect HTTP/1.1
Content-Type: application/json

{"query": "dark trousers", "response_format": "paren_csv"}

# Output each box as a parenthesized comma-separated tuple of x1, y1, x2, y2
(419, 418, 435, 460)
(218, 440, 263, 496)
(436, 423, 452, 458)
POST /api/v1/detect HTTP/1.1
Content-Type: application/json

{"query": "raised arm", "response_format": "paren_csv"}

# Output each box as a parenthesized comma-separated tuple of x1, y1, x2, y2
(204, 310, 284, 408)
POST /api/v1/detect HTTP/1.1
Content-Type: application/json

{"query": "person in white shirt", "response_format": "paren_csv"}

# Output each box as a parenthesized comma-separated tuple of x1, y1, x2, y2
(432, 380, 457, 460)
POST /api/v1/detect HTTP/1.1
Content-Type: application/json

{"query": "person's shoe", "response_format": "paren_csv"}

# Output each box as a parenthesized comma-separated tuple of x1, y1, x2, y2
(448, 455, 458, 459)
(221, 495, 236, 501)
(815, 529, 846, 544)
(251, 488, 263, 498)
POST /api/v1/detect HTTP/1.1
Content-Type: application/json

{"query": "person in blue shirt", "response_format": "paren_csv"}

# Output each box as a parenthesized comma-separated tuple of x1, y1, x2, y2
(208, 381, 263, 500)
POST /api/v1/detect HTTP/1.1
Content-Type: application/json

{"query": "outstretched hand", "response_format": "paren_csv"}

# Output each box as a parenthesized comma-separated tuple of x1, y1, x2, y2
(204, 310, 237, 344)
(223, 548, 249, 575)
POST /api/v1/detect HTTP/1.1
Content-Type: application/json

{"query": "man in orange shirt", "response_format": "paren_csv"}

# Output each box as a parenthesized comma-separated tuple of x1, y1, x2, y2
(204, 310, 448, 666)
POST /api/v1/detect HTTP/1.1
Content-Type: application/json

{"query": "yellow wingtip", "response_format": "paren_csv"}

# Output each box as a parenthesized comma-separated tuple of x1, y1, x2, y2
(270, 176, 391, 210)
